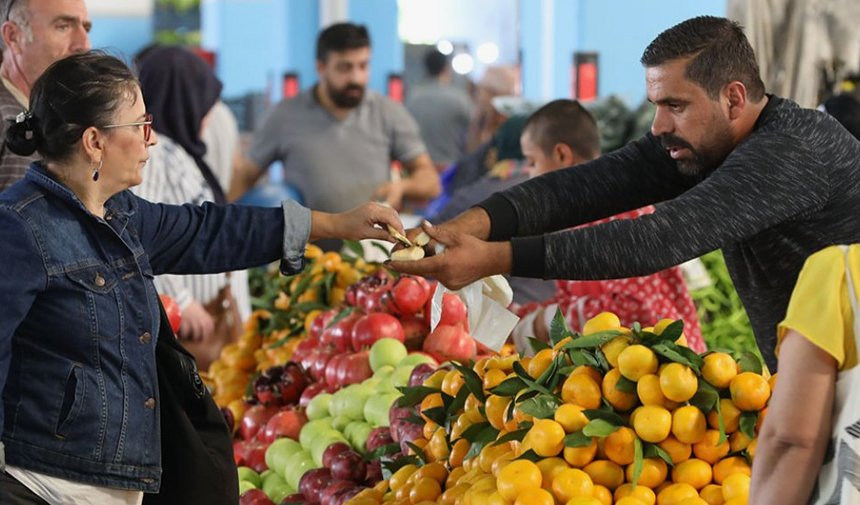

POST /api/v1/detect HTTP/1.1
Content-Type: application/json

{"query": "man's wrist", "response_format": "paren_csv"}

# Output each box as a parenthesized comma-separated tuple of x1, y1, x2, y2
(443, 207, 492, 240)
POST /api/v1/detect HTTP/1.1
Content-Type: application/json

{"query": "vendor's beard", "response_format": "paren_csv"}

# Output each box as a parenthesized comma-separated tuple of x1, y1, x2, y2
(328, 83, 365, 108)
(661, 124, 734, 176)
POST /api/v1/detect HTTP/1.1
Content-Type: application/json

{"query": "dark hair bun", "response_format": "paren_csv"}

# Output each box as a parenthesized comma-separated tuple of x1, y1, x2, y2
(6, 117, 38, 156)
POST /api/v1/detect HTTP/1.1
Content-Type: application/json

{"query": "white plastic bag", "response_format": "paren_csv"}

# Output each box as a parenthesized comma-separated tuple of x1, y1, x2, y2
(430, 275, 520, 352)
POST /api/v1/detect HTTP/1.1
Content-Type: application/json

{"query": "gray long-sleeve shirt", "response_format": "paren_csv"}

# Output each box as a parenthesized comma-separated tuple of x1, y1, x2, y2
(478, 95, 860, 371)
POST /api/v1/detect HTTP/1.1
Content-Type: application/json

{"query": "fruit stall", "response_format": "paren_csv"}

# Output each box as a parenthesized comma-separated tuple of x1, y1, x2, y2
(201, 243, 765, 505)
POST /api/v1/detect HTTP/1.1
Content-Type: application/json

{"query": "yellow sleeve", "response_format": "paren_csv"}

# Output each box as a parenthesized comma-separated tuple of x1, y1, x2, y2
(777, 246, 857, 370)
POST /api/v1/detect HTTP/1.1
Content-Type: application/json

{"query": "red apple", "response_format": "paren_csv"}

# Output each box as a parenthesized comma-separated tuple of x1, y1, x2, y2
(308, 347, 338, 382)
(400, 315, 430, 351)
(321, 312, 363, 353)
(408, 363, 437, 387)
(283, 362, 308, 391)
(299, 467, 333, 502)
(260, 408, 307, 443)
(439, 293, 468, 328)
(398, 423, 424, 455)
(365, 427, 394, 454)
(233, 438, 251, 466)
(280, 493, 306, 504)
(159, 294, 182, 334)
(331, 487, 364, 505)
(330, 450, 367, 483)
(338, 352, 372, 387)
(385, 275, 430, 317)
(364, 460, 383, 486)
(296, 338, 321, 372)
(423, 324, 476, 363)
(310, 309, 338, 340)
(244, 440, 271, 473)
(319, 481, 354, 505)
(240, 404, 279, 441)
(351, 313, 404, 351)
(325, 354, 346, 388)
(240, 488, 275, 505)
(322, 442, 352, 469)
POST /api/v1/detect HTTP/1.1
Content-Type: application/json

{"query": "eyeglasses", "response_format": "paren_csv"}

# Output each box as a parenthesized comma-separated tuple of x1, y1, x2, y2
(103, 113, 153, 142)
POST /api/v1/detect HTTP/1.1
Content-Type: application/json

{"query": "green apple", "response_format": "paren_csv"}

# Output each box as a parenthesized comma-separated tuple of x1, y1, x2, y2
(238, 480, 257, 494)
(342, 389, 372, 420)
(283, 451, 314, 491)
(370, 338, 409, 372)
(373, 365, 395, 380)
(261, 471, 286, 493)
(361, 377, 382, 390)
(237, 466, 262, 488)
(374, 378, 398, 394)
(343, 420, 369, 441)
(390, 365, 414, 388)
(267, 482, 295, 503)
(265, 438, 302, 476)
(398, 353, 438, 368)
(331, 415, 352, 432)
(329, 389, 350, 418)
(349, 423, 374, 454)
(299, 418, 333, 449)
(306, 393, 332, 421)
(363, 392, 401, 427)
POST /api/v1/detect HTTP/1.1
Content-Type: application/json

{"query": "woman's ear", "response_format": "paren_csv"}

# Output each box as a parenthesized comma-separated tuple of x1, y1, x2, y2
(80, 126, 105, 162)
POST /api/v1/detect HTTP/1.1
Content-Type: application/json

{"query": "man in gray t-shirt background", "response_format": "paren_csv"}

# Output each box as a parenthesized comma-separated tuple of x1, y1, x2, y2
(230, 23, 440, 214)
(406, 50, 473, 170)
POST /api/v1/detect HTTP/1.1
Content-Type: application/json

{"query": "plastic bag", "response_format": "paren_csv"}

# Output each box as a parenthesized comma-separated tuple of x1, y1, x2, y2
(430, 275, 520, 352)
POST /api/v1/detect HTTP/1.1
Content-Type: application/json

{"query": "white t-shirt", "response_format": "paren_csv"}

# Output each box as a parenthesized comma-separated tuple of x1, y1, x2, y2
(5, 466, 143, 505)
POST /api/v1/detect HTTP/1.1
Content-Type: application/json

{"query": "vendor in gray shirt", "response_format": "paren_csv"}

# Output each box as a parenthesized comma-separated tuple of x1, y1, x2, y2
(230, 23, 440, 213)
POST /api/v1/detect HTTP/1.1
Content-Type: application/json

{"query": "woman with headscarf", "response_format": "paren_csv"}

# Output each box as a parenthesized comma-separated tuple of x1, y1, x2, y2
(132, 46, 243, 369)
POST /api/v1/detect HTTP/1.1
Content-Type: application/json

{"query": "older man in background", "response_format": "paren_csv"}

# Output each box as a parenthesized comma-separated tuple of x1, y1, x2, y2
(0, 0, 91, 192)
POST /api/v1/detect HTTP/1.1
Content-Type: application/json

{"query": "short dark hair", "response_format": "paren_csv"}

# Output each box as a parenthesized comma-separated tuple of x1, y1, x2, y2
(523, 99, 600, 161)
(316, 23, 370, 63)
(640, 16, 765, 102)
(824, 93, 860, 141)
(5, 51, 139, 163)
(424, 50, 449, 77)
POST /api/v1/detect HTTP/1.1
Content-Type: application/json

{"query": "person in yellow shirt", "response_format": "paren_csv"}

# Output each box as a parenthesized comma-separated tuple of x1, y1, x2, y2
(750, 245, 860, 505)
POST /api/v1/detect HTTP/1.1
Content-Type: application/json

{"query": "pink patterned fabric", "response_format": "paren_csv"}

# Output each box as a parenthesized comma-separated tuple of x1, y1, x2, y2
(517, 206, 705, 353)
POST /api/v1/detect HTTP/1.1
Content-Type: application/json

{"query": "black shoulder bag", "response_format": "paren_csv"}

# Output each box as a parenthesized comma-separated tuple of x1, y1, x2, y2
(143, 299, 239, 505)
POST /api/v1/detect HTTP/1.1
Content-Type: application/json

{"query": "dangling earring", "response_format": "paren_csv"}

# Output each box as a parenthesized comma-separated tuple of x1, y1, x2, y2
(91, 159, 103, 182)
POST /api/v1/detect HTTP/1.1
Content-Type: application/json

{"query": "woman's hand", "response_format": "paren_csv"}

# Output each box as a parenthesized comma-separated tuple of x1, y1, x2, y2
(310, 202, 404, 242)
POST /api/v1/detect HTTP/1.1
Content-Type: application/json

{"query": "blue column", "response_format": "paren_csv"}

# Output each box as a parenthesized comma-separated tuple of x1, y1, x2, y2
(203, 0, 320, 100)
(277, 0, 320, 100)
(202, 0, 280, 98)
(519, 0, 579, 102)
(347, 0, 401, 95)
(89, 15, 154, 63)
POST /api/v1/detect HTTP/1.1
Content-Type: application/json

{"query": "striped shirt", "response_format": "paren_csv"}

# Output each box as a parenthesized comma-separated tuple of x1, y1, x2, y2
(0, 79, 37, 193)
(132, 135, 250, 320)
(479, 95, 860, 371)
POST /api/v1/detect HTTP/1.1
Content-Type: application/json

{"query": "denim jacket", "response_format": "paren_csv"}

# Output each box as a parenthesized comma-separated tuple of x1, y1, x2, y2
(0, 163, 310, 491)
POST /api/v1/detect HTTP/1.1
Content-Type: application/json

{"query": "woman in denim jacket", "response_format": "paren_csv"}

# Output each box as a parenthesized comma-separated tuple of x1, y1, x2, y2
(0, 52, 402, 504)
